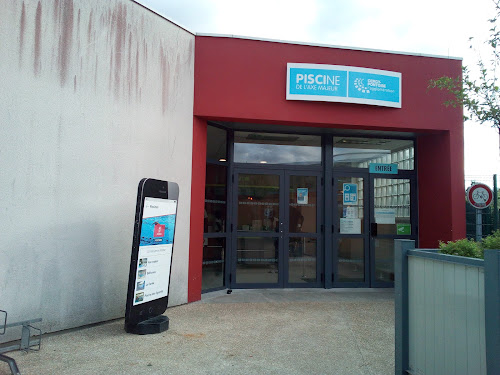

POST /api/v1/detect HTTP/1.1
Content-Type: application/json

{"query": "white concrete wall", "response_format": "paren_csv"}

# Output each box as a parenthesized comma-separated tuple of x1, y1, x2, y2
(0, 0, 194, 338)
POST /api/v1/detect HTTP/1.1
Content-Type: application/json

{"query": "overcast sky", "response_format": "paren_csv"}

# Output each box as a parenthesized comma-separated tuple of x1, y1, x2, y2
(137, 0, 500, 182)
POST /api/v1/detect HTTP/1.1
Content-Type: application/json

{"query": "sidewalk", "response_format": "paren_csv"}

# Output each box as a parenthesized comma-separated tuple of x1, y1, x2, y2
(1, 289, 395, 375)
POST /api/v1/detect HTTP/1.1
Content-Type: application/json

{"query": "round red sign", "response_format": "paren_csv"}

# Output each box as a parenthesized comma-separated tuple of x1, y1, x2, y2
(467, 183, 493, 209)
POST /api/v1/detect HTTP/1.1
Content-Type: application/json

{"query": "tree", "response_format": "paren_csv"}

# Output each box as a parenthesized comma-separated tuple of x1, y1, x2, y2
(428, 0, 500, 130)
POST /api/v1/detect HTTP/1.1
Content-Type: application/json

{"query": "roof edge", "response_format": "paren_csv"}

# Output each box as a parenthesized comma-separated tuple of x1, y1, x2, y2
(196, 33, 463, 61)
(130, 0, 196, 36)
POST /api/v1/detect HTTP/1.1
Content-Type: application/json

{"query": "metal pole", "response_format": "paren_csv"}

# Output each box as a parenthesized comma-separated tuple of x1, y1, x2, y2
(494, 174, 498, 232)
(476, 208, 483, 242)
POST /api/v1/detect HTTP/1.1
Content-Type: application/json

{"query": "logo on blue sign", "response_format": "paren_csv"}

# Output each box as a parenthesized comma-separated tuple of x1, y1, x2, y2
(287, 63, 401, 108)
(348, 71, 400, 103)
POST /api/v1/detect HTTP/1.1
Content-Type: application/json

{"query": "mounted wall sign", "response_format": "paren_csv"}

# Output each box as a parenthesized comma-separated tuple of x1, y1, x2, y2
(286, 63, 402, 108)
(369, 163, 398, 174)
(467, 183, 493, 209)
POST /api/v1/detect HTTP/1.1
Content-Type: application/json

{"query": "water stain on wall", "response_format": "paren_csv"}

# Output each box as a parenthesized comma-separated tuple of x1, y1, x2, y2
(19, 2, 26, 67)
(135, 43, 140, 101)
(113, 3, 127, 98)
(76, 8, 81, 55)
(53, 0, 60, 23)
(188, 39, 194, 65)
(34, 1, 42, 76)
(12, 0, 193, 108)
(57, 0, 74, 86)
(127, 31, 132, 100)
(160, 44, 169, 114)
(87, 10, 93, 44)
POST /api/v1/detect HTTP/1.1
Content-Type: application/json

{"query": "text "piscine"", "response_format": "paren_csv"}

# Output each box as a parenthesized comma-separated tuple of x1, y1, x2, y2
(296, 74, 341, 86)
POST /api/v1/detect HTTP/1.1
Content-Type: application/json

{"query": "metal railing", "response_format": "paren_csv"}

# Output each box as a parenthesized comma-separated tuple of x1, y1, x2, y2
(0, 310, 42, 375)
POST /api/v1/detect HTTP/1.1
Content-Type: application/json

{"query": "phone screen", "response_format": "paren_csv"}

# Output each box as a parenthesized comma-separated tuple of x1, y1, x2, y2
(132, 197, 177, 306)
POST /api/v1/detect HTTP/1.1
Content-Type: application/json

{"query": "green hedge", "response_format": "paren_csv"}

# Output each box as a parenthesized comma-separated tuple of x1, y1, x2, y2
(438, 230, 500, 259)
(439, 239, 483, 259)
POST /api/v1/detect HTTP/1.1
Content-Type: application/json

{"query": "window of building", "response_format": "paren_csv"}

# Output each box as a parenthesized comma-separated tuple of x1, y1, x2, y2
(234, 132, 322, 165)
(333, 137, 414, 170)
(203, 125, 228, 292)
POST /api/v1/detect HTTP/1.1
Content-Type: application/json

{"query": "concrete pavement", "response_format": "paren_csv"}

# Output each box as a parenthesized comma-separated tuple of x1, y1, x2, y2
(0, 289, 395, 375)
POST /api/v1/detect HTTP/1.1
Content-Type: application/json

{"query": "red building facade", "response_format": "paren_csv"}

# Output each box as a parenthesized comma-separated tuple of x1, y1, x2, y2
(189, 35, 465, 302)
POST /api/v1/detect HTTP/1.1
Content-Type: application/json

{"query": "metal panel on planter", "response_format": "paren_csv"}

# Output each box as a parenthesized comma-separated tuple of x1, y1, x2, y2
(408, 256, 486, 375)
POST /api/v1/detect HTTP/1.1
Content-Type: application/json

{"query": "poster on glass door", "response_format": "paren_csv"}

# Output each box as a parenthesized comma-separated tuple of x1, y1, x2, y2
(340, 218, 361, 234)
(343, 183, 358, 205)
(297, 188, 309, 205)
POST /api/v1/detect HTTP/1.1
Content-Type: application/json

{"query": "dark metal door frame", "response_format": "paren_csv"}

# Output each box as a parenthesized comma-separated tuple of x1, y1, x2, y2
(332, 171, 418, 287)
(231, 168, 285, 288)
(230, 167, 324, 288)
(284, 170, 323, 288)
(332, 171, 370, 287)
(369, 173, 418, 287)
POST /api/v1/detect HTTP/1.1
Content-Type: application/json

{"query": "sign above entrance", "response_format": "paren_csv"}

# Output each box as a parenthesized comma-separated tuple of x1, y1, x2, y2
(369, 163, 398, 174)
(286, 63, 402, 108)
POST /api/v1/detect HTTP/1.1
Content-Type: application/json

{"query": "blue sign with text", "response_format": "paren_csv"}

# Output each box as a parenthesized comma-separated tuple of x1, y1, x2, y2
(287, 63, 401, 108)
(369, 163, 398, 174)
(289, 68, 348, 97)
(348, 71, 400, 103)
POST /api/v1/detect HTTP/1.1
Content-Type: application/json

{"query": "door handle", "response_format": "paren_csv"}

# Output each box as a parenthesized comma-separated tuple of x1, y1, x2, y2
(370, 223, 377, 237)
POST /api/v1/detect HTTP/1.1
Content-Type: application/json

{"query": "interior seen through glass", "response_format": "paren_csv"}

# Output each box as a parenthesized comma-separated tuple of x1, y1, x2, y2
(237, 174, 280, 232)
(234, 132, 321, 165)
(202, 237, 225, 291)
(289, 237, 317, 284)
(202, 128, 416, 289)
(236, 237, 278, 284)
(333, 137, 414, 170)
(289, 175, 317, 233)
(204, 163, 227, 233)
(206, 126, 227, 161)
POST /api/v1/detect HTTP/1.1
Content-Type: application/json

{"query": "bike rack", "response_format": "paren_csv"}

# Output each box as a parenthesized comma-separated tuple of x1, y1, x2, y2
(0, 310, 42, 375)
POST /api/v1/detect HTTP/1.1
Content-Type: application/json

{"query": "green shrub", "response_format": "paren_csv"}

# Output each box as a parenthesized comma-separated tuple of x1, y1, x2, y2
(438, 238, 483, 259)
(482, 230, 500, 251)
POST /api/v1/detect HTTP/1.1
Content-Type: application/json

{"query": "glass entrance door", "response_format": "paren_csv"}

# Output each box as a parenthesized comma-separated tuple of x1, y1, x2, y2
(286, 172, 322, 287)
(332, 174, 369, 286)
(231, 169, 322, 288)
(370, 176, 416, 287)
(332, 173, 416, 287)
(232, 171, 282, 287)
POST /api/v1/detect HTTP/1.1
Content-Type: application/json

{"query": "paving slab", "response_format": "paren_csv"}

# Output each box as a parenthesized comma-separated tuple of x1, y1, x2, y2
(0, 289, 394, 375)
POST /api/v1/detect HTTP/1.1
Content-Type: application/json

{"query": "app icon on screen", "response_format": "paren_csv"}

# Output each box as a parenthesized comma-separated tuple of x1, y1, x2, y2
(135, 292, 144, 303)
(154, 223, 165, 237)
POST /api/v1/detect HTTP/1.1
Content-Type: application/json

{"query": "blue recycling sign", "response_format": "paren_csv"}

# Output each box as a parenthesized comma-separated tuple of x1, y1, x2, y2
(343, 183, 358, 205)
(287, 63, 402, 108)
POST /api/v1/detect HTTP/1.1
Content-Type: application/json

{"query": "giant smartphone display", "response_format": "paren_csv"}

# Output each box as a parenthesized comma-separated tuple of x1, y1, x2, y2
(132, 197, 176, 305)
(125, 179, 178, 333)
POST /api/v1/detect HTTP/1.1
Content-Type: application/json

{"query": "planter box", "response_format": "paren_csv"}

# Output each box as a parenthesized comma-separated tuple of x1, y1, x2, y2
(395, 240, 500, 375)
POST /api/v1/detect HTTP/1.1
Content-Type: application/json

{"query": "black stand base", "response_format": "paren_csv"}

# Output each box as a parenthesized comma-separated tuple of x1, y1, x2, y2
(126, 315, 169, 335)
